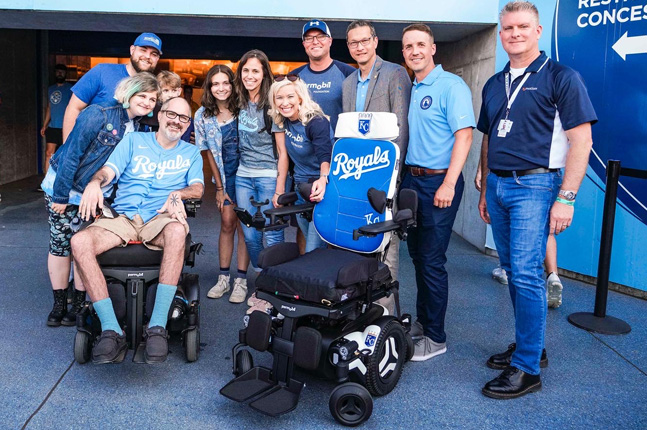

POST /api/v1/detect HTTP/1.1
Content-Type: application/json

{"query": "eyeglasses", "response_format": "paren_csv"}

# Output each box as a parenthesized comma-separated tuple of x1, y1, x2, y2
(347, 37, 374, 49)
(274, 74, 299, 82)
(161, 110, 191, 123)
(303, 34, 329, 44)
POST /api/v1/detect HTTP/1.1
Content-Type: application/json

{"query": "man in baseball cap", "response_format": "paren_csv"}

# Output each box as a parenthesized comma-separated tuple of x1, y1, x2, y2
(133, 32, 163, 55)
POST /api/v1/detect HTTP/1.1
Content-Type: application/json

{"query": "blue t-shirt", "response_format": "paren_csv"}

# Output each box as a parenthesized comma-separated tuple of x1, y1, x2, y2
(477, 52, 597, 171)
(48, 83, 73, 129)
(72, 64, 129, 106)
(406, 65, 475, 170)
(281, 116, 333, 183)
(237, 102, 280, 174)
(105, 132, 204, 223)
(292, 60, 355, 132)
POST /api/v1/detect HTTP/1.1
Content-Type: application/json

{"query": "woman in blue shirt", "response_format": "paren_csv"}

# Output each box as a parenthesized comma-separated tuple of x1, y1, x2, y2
(269, 76, 333, 252)
(195, 65, 250, 302)
(42, 73, 159, 327)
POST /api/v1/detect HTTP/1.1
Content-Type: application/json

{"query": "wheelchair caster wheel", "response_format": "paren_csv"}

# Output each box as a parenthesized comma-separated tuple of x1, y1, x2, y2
(185, 328, 200, 362)
(234, 349, 253, 376)
(74, 331, 92, 364)
(329, 382, 373, 427)
(366, 320, 406, 396)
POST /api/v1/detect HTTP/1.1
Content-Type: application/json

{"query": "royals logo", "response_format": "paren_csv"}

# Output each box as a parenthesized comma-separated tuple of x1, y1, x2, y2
(332, 146, 391, 180)
(132, 155, 191, 179)
(358, 112, 372, 135)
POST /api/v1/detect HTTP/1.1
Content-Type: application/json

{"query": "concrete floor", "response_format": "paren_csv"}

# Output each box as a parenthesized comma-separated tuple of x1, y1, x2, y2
(1, 176, 645, 430)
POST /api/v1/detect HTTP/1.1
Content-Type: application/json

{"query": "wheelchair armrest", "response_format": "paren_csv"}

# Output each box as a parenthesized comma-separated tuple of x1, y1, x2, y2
(263, 203, 314, 224)
(184, 199, 202, 218)
(352, 209, 416, 240)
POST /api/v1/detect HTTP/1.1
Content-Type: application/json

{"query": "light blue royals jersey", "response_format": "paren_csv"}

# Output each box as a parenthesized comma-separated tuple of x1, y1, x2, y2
(105, 132, 204, 223)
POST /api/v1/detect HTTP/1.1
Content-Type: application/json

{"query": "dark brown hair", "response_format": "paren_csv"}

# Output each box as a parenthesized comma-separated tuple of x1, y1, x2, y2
(200, 64, 238, 118)
(235, 49, 274, 110)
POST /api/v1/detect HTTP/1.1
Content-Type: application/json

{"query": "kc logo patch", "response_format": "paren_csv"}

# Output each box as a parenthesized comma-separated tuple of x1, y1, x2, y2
(421, 96, 433, 110)
(358, 113, 372, 135)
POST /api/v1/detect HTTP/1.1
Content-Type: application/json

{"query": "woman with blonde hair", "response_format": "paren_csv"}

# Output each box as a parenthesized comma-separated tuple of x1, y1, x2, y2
(269, 75, 333, 252)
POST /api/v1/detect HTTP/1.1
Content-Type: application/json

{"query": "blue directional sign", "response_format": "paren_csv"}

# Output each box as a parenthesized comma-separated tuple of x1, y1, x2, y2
(553, 0, 647, 225)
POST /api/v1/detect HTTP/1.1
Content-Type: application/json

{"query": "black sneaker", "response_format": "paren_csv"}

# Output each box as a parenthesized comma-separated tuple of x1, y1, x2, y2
(92, 330, 127, 364)
(144, 326, 169, 364)
(487, 343, 548, 370)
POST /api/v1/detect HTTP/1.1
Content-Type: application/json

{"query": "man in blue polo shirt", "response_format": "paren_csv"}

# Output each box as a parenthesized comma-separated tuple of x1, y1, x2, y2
(63, 32, 163, 141)
(71, 97, 204, 365)
(477, 1, 596, 399)
(400, 24, 475, 362)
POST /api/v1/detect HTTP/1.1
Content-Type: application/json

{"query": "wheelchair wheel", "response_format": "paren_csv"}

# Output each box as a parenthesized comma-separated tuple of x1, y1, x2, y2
(365, 320, 406, 396)
(74, 331, 92, 364)
(234, 349, 253, 377)
(329, 382, 373, 427)
(185, 328, 199, 362)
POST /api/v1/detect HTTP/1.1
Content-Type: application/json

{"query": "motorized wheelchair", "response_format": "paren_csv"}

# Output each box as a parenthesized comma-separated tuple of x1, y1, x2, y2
(72, 199, 204, 364)
(221, 112, 417, 426)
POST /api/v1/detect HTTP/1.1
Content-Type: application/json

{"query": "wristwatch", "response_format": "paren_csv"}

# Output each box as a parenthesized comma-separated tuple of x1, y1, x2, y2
(558, 190, 577, 201)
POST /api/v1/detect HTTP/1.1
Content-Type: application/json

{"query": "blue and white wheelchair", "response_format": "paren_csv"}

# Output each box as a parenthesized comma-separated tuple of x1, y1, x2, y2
(221, 112, 417, 426)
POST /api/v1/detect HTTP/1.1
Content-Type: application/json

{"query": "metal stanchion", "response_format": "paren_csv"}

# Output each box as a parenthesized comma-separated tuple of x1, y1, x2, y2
(568, 160, 632, 335)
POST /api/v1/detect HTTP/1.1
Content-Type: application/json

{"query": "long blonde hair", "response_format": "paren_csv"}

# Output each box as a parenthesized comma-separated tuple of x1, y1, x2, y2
(269, 78, 329, 128)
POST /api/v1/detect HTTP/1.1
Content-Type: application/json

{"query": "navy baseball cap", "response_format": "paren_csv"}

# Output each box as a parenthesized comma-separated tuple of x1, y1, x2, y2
(302, 19, 331, 39)
(133, 32, 163, 55)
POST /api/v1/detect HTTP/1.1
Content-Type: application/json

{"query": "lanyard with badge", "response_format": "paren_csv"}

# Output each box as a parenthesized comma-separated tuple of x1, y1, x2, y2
(498, 71, 531, 138)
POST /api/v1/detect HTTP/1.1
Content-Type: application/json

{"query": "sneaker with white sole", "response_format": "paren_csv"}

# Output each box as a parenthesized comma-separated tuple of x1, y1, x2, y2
(411, 336, 447, 362)
(492, 267, 508, 285)
(207, 274, 230, 299)
(246, 299, 272, 315)
(229, 277, 248, 304)
(546, 272, 563, 309)
(247, 291, 263, 307)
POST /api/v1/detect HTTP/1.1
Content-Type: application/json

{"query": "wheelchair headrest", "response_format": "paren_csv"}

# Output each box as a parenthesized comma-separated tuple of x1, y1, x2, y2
(335, 112, 399, 141)
(297, 182, 313, 201)
(277, 192, 298, 206)
(398, 189, 418, 215)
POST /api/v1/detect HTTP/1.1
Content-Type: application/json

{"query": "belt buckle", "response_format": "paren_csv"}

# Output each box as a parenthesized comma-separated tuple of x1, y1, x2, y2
(411, 167, 421, 177)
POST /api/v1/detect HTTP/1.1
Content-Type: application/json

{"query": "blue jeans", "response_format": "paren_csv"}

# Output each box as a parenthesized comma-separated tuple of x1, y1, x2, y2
(295, 182, 326, 253)
(235, 176, 284, 269)
(486, 171, 561, 375)
(401, 172, 464, 344)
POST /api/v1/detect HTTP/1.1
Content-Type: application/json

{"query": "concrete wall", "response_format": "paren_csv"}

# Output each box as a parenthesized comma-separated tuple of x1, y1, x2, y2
(0, 29, 39, 185)
(435, 26, 497, 251)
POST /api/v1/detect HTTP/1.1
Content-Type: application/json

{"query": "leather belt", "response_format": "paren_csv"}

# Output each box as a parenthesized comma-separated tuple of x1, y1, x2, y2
(490, 168, 559, 178)
(408, 166, 448, 176)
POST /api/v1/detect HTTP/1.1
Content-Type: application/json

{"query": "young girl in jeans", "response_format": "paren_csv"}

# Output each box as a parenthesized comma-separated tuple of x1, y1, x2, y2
(196, 65, 250, 303)
(269, 75, 333, 252)
(42, 73, 159, 327)
(234, 50, 288, 313)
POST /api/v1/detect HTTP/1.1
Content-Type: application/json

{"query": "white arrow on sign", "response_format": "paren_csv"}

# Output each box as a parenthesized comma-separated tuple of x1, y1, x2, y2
(612, 32, 647, 61)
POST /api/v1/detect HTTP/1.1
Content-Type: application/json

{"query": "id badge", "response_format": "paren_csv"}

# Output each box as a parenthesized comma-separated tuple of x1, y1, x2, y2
(503, 120, 513, 132)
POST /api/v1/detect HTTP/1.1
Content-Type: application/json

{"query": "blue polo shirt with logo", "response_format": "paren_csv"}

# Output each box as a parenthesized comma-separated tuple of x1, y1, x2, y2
(477, 52, 597, 171)
(105, 132, 204, 223)
(406, 65, 475, 170)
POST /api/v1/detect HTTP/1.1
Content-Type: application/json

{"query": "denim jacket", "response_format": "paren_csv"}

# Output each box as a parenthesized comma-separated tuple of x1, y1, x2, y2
(49, 100, 141, 204)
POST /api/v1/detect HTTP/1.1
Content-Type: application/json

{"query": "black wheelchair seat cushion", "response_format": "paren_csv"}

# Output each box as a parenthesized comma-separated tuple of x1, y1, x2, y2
(255, 248, 390, 304)
(97, 234, 192, 267)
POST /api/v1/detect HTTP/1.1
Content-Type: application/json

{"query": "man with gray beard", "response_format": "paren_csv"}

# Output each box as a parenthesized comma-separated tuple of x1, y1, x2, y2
(71, 97, 204, 365)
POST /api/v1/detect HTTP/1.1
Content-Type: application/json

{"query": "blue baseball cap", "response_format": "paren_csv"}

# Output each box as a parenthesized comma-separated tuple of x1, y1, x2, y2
(133, 32, 163, 55)
(302, 19, 331, 39)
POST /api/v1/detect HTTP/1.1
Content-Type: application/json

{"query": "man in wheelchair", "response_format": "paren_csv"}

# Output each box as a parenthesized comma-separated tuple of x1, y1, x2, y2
(71, 97, 204, 364)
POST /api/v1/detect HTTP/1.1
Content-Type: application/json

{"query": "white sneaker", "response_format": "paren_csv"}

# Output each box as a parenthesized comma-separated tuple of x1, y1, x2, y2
(411, 336, 447, 362)
(207, 274, 230, 299)
(546, 272, 563, 309)
(492, 267, 508, 285)
(247, 291, 263, 307)
(229, 277, 248, 304)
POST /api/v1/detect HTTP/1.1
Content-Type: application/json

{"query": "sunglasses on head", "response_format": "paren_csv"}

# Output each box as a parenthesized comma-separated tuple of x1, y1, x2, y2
(274, 74, 299, 82)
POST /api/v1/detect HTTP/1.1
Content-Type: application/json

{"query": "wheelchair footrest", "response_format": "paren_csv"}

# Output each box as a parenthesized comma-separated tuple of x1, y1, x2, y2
(220, 366, 276, 402)
(249, 379, 304, 417)
(133, 342, 146, 363)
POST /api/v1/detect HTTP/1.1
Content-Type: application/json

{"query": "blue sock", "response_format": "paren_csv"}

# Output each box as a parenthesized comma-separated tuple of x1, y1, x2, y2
(220, 267, 230, 276)
(93, 298, 122, 334)
(237, 269, 247, 279)
(148, 283, 177, 328)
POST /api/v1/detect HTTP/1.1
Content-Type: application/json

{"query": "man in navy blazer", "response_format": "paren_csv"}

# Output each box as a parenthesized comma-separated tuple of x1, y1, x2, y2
(342, 20, 412, 306)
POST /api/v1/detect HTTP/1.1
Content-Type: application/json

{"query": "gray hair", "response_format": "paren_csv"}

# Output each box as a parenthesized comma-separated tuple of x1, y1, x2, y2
(499, 1, 540, 25)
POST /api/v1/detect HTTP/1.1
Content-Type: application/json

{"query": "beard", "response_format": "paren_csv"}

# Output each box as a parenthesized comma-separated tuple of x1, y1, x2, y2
(55, 76, 66, 83)
(130, 57, 154, 73)
(160, 124, 183, 142)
